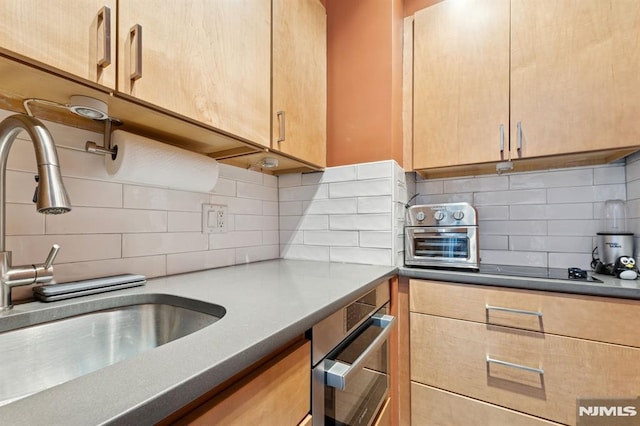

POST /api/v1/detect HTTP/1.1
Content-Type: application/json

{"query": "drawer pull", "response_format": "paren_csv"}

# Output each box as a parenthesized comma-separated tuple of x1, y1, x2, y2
(486, 304, 542, 317)
(486, 355, 543, 375)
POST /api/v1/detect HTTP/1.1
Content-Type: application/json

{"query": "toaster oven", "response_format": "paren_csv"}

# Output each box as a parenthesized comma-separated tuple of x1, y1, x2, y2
(404, 202, 479, 270)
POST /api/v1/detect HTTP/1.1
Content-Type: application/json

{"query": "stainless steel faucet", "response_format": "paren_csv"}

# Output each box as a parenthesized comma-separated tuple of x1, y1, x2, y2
(0, 114, 71, 311)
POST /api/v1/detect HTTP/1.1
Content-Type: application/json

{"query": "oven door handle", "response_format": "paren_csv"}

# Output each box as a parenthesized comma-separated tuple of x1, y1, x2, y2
(411, 227, 469, 234)
(324, 314, 396, 390)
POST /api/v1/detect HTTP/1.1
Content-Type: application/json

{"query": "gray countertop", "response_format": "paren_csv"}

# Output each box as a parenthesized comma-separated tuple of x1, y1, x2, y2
(401, 265, 640, 299)
(0, 259, 396, 425)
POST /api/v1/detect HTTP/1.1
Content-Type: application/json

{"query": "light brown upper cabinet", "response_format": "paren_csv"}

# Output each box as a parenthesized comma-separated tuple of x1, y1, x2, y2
(0, 0, 116, 89)
(272, 0, 327, 168)
(413, 0, 510, 170)
(510, 0, 640, 159)
(413, 0, 640, 173)
(117, 1, 271, 148)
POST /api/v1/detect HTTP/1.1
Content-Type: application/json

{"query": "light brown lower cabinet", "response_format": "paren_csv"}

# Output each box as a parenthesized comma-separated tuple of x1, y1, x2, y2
(373, 397, 391, 426)
(409, 279, 640, 426)
(411, 383, 561, 426)
(172, 339, 310, 425)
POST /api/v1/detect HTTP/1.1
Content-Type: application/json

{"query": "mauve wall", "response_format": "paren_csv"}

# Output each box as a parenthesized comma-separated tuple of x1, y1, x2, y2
(2, 109, 278, 301)
(414, 163, 628, 270)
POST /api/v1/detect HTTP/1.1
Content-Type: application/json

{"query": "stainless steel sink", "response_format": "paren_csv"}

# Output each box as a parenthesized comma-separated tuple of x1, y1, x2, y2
(0, 293, 225, 406)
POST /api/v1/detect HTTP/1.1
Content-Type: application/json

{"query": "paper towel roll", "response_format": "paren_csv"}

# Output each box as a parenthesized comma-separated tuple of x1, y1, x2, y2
(106, 130, 219, 193)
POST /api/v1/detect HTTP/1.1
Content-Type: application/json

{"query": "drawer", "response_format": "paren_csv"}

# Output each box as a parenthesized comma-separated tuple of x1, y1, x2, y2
(409, 279, 640, 347)
(411, 382, 561, 426)
(410, 313, 640, 425)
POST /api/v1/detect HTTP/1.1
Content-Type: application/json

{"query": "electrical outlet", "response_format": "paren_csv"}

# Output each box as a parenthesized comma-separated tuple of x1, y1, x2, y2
(202, 204, 228, 233)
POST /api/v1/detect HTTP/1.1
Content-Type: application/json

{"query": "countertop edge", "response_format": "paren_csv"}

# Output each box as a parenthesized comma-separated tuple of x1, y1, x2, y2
(400, 267, 640, 300)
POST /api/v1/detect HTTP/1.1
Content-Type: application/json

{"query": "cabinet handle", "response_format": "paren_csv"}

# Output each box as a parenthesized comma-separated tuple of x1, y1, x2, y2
(97, 6, 111, 68)
(499, 123, 505, 159)
(130, 24, 142, 81)
(486, 304, 542, 317)
(516, 121, 522, 156)
(276, 111, 286, 143)
(486, 355, 544, 375)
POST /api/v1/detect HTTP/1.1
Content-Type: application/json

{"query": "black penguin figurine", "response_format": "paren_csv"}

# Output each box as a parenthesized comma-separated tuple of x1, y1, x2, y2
(612, 256, 639, 280)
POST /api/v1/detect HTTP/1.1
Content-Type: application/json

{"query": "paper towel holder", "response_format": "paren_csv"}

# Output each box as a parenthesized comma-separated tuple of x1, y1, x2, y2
(85, 119, 118, 160)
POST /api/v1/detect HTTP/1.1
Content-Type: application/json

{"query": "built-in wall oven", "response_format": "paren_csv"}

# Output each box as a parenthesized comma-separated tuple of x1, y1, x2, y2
(311, 282, 396, 426)
(404, 202, 479, 270)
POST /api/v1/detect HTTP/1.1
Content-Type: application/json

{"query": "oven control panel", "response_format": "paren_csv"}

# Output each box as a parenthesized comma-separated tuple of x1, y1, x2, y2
(406, 202, 477, 227)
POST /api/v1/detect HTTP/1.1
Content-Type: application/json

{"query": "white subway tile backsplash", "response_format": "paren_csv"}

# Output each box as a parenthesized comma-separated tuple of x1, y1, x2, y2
(279, 201, 303, 216)
(509, 168, 593, 189)
(280, 230, 304, 245)
(219, 163, 263, 184)
(594, 165, 626, 185)
(474, 189, 546, 206)
(548, 252, 592, 269)
(209, 231, 262, 249)
(357, 196, 393, 214)
(476, 205, 509, 220)
(212, 178, 237, 196)
(263, 201, 279, 216)
(263, 230, 279, 245)
(510, 203, 593, 220)
(417, 193, 474, 205)
(54, 255, 167, 283)
(7, 234, 122, 265)
(303, 198, 358, 215)
(279, 173, 302, 188)
(46, 207, 167, 234)
(478, 235, 508, 250)
(330, 214, 392, 231)
(122, 232, 209, 257)
(64, 178, 123, 208)
(329, 179, 392, 198)
(548, 220, 598, 236)
(262, 215, 279, 231)
(359, 231, 393, 248)
(357, 161, 393, 180)
(237, 181, 278, 201)
(280, 244, 330, 262)
(415, 180, 443, 196)
(6, 204, 44, 235)
(263, 174, 278, 188)
(167, 249, 236, 275)
(304, 230, 359, 246)
(123, 185, 209, 211)
(312, 165, 356, 183)
(168, 212, 202, 232)
(547, 185, 626, 204)
(279, 184, 328, 201)
(280, 214, 329, 231)
(235, 214, 267, 231)
(479, 220, 547, 236)
(443, 176, 508, 193)
(329, 247, 393, 265)
(479, 250, 547, 267)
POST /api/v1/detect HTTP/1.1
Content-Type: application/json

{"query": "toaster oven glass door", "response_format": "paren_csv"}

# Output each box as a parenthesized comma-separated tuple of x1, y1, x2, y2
(413, 230, 470, 258)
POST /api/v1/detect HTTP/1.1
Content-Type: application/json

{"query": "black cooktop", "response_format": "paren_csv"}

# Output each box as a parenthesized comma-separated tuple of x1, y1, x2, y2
(478, 264, 604, 283)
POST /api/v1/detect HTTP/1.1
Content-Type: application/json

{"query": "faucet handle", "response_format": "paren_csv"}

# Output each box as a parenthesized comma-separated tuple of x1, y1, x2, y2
(44, 244, 60, 269)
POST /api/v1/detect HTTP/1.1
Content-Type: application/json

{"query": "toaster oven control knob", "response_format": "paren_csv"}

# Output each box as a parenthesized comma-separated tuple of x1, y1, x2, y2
(416, 211, 426, 222)
(453, 210, 465, 221)
(434, 211, 446, 221)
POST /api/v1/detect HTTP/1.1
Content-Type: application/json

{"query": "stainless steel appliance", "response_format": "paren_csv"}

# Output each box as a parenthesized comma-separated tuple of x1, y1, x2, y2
(312, 282, 395, 426)
(404, 202, 479, 270)
(592, 199, 635, 275)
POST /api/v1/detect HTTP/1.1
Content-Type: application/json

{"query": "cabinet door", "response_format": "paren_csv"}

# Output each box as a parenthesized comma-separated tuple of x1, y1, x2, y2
(117, 0, 271, 147)
(0, 0, 116, 89)
(413, 0, 510, 170)
(272, 0, 327, 167)
(511, 0, 640, 159)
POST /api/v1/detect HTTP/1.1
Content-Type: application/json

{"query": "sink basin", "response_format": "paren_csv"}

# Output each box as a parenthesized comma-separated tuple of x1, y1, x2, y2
(0, 293, 225, 406)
